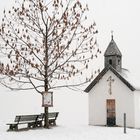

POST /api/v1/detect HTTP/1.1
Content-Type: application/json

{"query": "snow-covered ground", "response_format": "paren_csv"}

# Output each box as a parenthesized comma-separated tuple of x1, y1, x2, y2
(0, 87, 140, 140)
(1, 123, 140, 140)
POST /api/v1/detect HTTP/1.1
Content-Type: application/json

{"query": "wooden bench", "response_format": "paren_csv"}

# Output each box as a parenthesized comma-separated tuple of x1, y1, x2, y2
(7, 112, 59, 131)
(47, 112, 59, 126)
(7, 114, 44, 131)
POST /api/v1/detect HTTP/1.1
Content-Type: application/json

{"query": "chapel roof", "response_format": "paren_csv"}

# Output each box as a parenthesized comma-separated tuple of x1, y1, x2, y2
(84, 65, 135, 93)
(104, 35, 122, 57)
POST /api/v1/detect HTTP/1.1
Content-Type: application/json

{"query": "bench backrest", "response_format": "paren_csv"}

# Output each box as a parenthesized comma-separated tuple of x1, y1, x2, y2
(37, 114, 44, 121)
(14, 112, 58, 123)
(48, 112, 59, 119)
(15, 115, 38, 122)
(41, 112, 59, 120)
(14, 116, 21, 122)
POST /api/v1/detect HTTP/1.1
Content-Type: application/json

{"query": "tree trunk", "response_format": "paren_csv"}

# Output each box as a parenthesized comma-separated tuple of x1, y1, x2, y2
(44, 23, 49, 128)
(44, 106, 49, 128)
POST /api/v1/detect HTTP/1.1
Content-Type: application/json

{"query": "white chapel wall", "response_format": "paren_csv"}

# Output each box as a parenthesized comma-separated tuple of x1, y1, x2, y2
(134, 90, 140, 128)
(89, 70, 135, 127)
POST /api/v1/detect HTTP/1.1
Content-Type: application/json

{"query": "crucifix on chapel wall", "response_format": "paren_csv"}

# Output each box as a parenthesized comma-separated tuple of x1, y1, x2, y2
(107, 76, 115, 95)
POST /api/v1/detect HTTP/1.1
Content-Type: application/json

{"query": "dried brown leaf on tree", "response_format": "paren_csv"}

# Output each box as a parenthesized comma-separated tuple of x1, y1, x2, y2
(0, 0, 99, 95)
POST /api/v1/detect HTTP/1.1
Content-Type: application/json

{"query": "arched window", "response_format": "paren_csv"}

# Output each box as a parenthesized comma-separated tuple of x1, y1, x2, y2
(109, 59, 112, 65)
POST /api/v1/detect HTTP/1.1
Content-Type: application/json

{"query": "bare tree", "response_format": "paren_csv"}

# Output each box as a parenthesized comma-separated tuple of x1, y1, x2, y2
(0, 0, 100, 128)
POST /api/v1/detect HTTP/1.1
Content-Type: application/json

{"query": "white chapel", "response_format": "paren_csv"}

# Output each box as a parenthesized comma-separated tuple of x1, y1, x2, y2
(84, 34, 140, 128)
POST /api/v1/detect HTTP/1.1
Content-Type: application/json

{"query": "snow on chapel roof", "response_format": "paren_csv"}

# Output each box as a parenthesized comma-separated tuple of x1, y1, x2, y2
(120, 68, 140, 91)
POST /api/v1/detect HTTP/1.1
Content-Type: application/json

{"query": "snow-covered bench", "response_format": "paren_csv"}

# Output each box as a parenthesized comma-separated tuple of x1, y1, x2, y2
(6, 112, 59, 131)
(7, 114, 44, 131)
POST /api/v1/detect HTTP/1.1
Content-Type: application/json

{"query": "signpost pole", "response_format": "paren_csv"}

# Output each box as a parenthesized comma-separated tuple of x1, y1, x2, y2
(42, 92, 53, 128)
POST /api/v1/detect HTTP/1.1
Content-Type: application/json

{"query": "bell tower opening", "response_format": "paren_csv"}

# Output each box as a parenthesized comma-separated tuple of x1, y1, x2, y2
(109, 59, 112, 65)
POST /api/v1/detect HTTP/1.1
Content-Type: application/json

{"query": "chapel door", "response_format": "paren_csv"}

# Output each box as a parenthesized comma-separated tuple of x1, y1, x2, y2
(106, 99, 116, 126)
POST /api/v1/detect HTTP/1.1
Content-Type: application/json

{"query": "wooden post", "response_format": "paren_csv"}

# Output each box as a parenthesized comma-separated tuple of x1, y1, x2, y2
(44, 106, 49, 128)
(124, 113, 126, 134)
(42, 92, 53, 128)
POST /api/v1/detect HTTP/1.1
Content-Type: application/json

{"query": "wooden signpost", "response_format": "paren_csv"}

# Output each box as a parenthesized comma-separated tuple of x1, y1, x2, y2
(42, 91, 53, 107)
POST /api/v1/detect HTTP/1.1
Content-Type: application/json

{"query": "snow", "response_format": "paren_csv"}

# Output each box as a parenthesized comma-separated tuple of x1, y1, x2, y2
(0, 87, 140, 140)
(1, 123, 140, 140)
(120, 68, 140, 90)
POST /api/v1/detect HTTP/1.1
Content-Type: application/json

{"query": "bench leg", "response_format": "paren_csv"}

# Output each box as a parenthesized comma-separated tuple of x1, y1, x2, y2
(38, 121, 42, 127)
(28, 122, 42, 129)
(49, 120, 56, 126)
(28, 123, 31, 129)
(8, 124, 18, 131)
(28, 122, 35, 129)
(35, 121, 42, 127)
(53, 121, 56, 126)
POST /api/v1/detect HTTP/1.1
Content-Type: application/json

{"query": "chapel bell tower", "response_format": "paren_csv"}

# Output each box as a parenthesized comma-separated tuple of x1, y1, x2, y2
(104, 33, 122, 72)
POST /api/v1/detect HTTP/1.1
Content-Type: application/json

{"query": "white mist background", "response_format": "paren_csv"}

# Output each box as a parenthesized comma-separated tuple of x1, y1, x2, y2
(0, 0, 140, 127)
